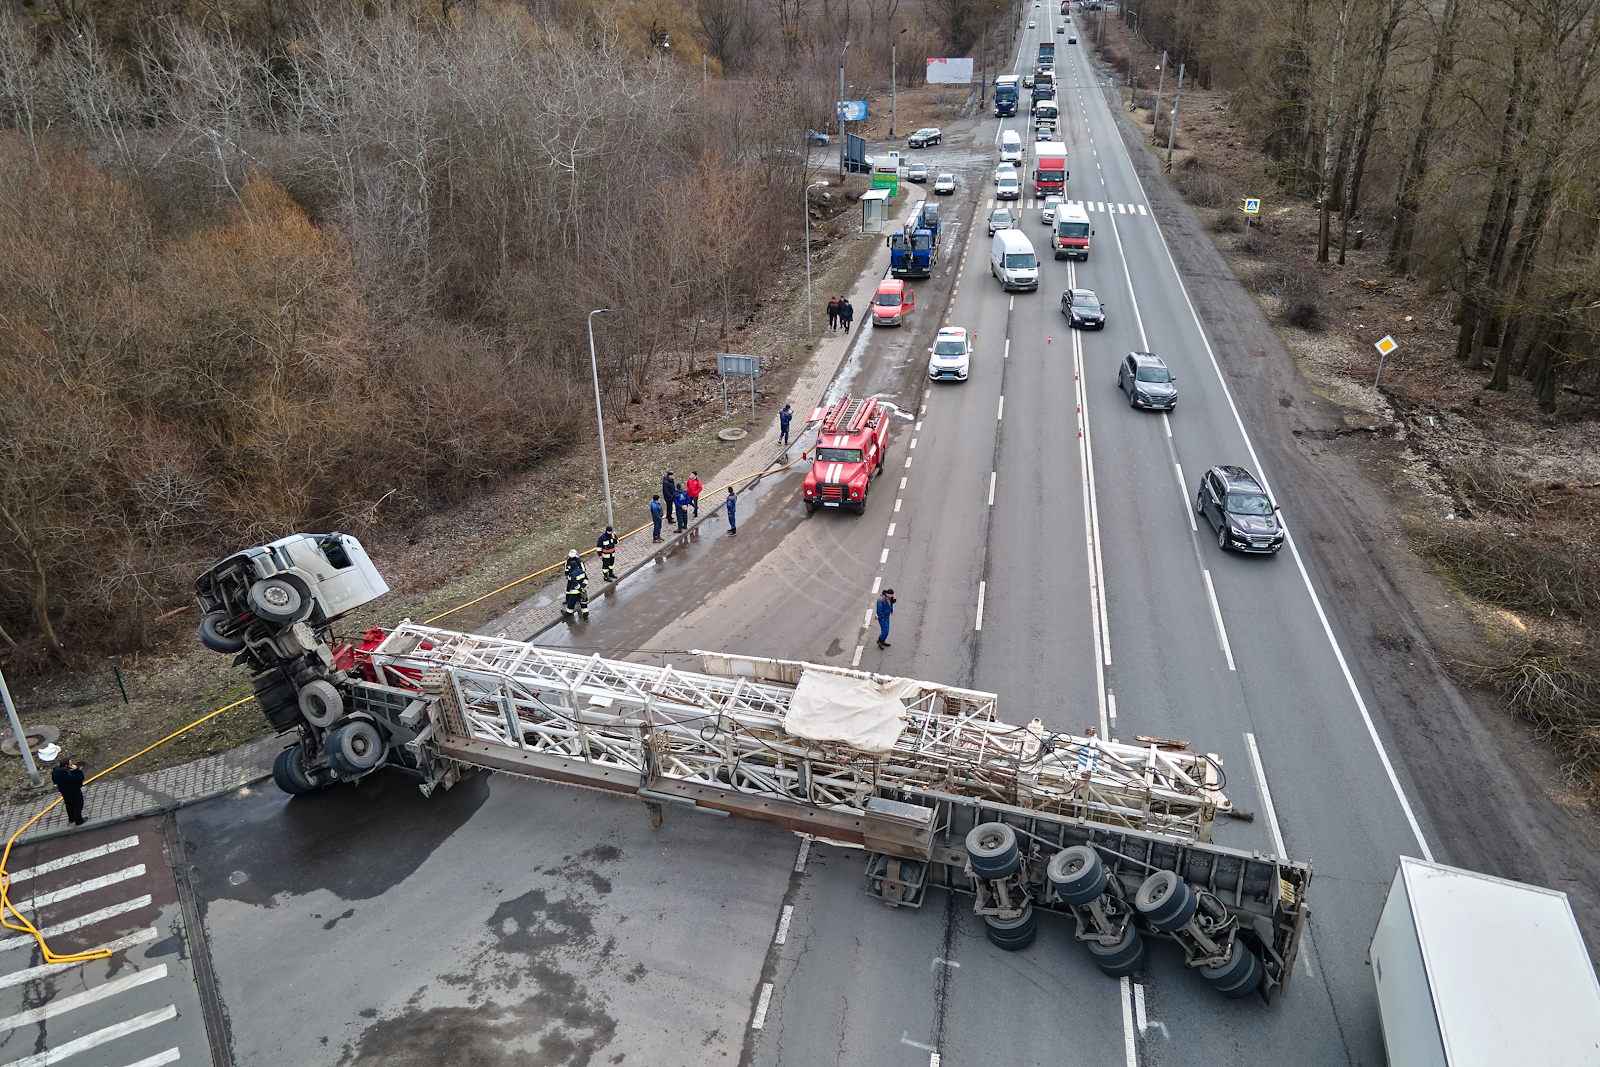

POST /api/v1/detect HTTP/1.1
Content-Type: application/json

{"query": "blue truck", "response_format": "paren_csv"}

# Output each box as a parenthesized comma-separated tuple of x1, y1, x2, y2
(889, 226, 937, 279)
(994, 75, 1020, 117)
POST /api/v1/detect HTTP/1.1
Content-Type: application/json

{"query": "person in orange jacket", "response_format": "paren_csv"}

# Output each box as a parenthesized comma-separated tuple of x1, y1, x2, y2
(686, 472, 703, 517)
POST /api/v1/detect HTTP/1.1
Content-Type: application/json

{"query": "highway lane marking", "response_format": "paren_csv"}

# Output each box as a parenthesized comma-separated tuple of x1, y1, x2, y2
(872, 576, 882, 593)
(0, 895, 152, 954)
(1174, 463, 1197, 531)
(1245, 732, 1288, 858)
(910, 438, 917, 448)
(852, 645, 863, 666)
(880, 549, 889, 564)
(0, 964, 168, 1031)
(997, 396, 1004, 420)
(900, 477, 908, 489)
(895, 499, 902, 512)
(1072, 329, 1112, 737)
(16, 865, 146, 910)
(1202, 570, 1238, 670)
(1135, 140, 1437, 861)
(1076, 328, 1113, 668)
(794, 837, 810, 871)
(750, 983, 774, 1029)
(975, 582, 986, 631)
(900, 1033, 937, 1052)
(774, 905, 793, 945)
(1108, 692, 1117, 729)
(1119, 976, 1138, 1067)
(118, 1051, 180, 1067)
(915, 420, 922, 430)
(1, 1003, 177, 1067)
(988, 472, 996, 505)
(1004, 338, 1010, 359)
(1133, 981, 1146, 1030)
(887, 523, 896, 536)
(905, 456, 913, 467)
(1163, 411, 1172, 437)
(5, 837, 139, 886)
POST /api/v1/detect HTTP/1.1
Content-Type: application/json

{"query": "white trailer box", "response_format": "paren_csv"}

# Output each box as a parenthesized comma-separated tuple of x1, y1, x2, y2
(1369, 857, 1600, 1067)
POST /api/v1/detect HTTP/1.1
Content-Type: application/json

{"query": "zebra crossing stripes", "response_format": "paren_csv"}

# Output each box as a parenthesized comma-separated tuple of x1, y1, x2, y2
(987, 198, 1148, 215)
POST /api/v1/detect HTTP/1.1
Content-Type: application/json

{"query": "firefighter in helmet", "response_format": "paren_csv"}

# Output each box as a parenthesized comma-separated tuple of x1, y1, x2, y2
(596, 526, 618, 582)
(562, 549, 589, 622)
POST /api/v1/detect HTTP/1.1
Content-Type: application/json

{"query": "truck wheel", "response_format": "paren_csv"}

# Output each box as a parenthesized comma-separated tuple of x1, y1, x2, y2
(272, 745, 320, 794)
(1134, 870, 1198, 932)
(805, 501, 818, 514)
(1086, 924, 1145, 977)
(965, 822, 1020, 879)
(325, 719, 385, 777)
(198, 612, 246, 654)
(1047, 845, 1107, 905)
(248, 578, 309, 626)
(984, 904, 1036, 950)
(298, 679, 344, 728)
(1201, 944, 1264, 999)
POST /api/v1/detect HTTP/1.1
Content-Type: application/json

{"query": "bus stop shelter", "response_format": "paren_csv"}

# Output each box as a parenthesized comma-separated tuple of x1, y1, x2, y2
(860, 189, 891, 233)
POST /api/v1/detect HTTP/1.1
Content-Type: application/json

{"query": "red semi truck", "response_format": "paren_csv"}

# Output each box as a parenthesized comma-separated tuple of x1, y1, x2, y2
(802, 396, 890, 514)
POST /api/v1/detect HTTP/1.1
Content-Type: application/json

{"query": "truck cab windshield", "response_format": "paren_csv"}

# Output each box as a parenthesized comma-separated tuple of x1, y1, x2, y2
(815, 447, 863, 463)
(889, 233, 909, 251)
(1059, 223, 1090, 239)
(912, 234, 933, 250)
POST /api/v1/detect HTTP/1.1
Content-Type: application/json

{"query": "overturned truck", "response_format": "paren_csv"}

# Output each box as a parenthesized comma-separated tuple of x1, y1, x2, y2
(195, 533, 1311, 1002)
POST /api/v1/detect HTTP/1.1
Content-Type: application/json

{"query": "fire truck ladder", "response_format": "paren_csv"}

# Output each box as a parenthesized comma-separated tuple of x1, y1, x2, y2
(823, 397, 869, 434)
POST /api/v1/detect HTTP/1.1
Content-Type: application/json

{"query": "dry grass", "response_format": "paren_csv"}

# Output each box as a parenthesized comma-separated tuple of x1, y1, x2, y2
(1463, 643, 1600, 793)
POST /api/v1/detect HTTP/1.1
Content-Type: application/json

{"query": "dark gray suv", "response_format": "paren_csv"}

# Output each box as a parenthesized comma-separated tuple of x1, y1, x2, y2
(1117, 352, 1176, 409)
(1195, 466, 1284, 553)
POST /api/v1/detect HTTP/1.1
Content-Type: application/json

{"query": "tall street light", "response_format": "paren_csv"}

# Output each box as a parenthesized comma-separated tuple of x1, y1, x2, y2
(890, 27, 908, 136)
(587, 307, 616, 530)
(837, 39, 851, 165)
(804, 179, 829, 337)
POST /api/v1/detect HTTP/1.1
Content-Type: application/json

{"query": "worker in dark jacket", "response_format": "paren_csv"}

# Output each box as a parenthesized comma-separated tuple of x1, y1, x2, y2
(662, 471, 677, 509)
(51, 755, 87, 826)
(596, 526, 618, 582)
(673, 487, 691, 532)
(650, 495, 664, 541)
(562, 549, 589, 621)
(724, 487, 738, 535)
(875, 589, 896, 648)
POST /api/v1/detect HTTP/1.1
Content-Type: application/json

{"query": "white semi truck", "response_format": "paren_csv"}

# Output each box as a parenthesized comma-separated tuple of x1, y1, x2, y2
(1370, 857, 1600, 1065)
(195, 533, 1313, 1001)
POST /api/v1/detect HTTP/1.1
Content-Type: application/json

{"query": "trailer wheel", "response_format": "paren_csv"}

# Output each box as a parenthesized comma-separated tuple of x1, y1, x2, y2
(272, 745, 319, 795)
(1134, 870, 1198, 932)
(965, 822, 1020, 879)
(248, 578, 309, 626)
(983, 904, 1036, 950)
(1047, 845, 1108, 905)
(298, 679, 344, 728)
(1085, 923, 1145, 977)
(1201, 944, 1264, 999)
(198, 612, 245, 654)
(325, 720, 385, 777)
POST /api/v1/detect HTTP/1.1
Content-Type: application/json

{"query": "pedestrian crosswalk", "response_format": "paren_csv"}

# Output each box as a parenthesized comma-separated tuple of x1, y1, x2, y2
(0, 834, 182, 1067)
(985, 197, 1148, 215)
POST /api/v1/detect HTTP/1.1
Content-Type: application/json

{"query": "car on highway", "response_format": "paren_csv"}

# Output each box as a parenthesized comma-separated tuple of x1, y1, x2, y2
(908, 127, 942, 148)
(1058, 25, 1067, 33)
(907, 162, 929, 182)
(1023, 74, 1035, 88)
(928, 327, 971, 381)
(1042, 195, 1064, 223)
(1037, 126, 1054, 141)
(933, 172, 956, 194)
(1062, 287, 1105, 328)
(806, 130, 831, 145)
(988, 208, 1014, 235)
(1029, 19, 1036, 26)
(1195, 465, 1285, 553)
(1118, 352, 1176, 410)
(996, 174, 1021, 199)
(1068, 34, 1077, 42)
(871, 277, 915, 326)
(994, 162, 1018, 185)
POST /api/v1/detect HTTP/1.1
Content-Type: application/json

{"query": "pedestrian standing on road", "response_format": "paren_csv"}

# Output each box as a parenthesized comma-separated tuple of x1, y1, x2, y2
(724, 487, 738, 535)
(673, 487, 691, 532)
(827, 297, 840, 331)
(661, 470, 677, 508)
(840, 299, 855, 332)
(686, 473, 703, 517)
(51, 752, 86, 826)
(596, 526, 618, 582)
(650, 495, 665, 542)
(779, 404, 793, 445)
(875, 589, 896, 648)
(562, 549, 590, 622)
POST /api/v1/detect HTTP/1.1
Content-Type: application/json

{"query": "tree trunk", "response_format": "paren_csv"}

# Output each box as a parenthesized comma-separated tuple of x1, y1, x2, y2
(1388, 0, 1461, 274)
(1338, 0, 1404, 265)
(1317, 0, 1352, 263)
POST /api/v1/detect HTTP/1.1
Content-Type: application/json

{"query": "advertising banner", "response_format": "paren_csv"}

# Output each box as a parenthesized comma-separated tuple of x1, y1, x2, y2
(926, 58, 975, 84)
(836, 99, 869, 121)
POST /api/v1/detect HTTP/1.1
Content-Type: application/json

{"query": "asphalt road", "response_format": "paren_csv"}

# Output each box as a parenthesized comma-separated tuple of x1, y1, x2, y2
(159, 8, 1513, 1067)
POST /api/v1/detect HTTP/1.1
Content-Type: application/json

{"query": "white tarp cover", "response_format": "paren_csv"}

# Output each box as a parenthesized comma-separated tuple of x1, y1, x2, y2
(785, 670, 920, 755)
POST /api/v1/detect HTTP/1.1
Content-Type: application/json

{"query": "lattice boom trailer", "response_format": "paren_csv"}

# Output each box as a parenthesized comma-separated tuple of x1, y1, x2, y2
(194, 535, 1311, 1003)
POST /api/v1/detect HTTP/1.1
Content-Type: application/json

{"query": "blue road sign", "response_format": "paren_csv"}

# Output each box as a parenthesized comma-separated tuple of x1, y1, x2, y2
(836, 100, 868, 122)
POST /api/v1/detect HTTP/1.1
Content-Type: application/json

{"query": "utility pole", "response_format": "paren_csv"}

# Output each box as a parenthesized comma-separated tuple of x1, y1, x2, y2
(1153, 51, 1166, 144)
(1166, 63, 1185, 172)
(838, 39, 850, 168)
(981, 22, 987, 109)
(891, 28, 907, 135)
(0, 666, 43, 788)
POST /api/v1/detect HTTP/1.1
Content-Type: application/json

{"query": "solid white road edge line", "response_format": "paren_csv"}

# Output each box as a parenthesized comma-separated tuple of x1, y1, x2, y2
(1201, 570, 1237, 671)
(1119, 976, 1138, 1067)
(1174, 463, 1197, 531)
(1074, 331, 1112, 737)
(1244, 731, 1289, 859)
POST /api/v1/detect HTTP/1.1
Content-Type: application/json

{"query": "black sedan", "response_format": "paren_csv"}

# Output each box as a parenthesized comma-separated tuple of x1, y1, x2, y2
(1062, 288, 1105, 329)
(1117, 352, 1176, 410)
(1195, 465, 1285, 553)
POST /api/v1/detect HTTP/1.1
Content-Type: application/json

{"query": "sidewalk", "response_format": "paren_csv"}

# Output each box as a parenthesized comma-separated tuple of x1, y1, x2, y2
(483, 191, 926, 641)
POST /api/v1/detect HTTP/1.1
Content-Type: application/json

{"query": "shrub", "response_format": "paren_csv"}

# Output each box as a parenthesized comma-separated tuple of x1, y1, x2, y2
(1171, 168, 1231, 208)
(1210, 211, 1240, 233)
(1234, 228, 1271, 255)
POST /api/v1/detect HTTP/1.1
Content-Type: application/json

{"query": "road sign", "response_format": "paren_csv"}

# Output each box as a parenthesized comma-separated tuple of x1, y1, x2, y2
(836, 100, 868, 122)
(717, 354, 760, 420)
(1243, 198, 1261, 214)
(1374, 335, 1398, 356)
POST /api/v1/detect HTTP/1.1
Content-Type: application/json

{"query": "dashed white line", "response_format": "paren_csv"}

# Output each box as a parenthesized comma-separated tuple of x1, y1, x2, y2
(880, 549, 889, 563)
(1202, 570, 1237, 670)
(774, 905, 793, 945)
(750, 983, 774, 1029)
(1245, 732, 1289, 859)
(1108, 692, 1117, 727)
(905, 456, 913, 468)
(852, 645, 864, 667)
(1175, 463, 1196, 531)
(1003, 338, 1011, 359)
(1134, 981, 1147, 1031)
(887, 523, 896, 537)
(871, 576, 882, 594)
(988, 472, 996, 506)
(997, 396, 1005, 420)
(910, 438, 917, 449)
(794, 837, 811, 872)
(975, 582, 987, 631)
(899, 477, 907, 489)
(1120, 976, 1138, 1067)
(894, 498, 902, 512)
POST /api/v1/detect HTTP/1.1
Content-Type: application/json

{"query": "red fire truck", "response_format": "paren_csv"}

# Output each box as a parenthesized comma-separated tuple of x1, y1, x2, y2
(802, 396, 891, 514)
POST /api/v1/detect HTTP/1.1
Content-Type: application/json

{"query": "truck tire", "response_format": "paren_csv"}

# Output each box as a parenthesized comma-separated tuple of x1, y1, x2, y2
(325, 719, 385, 777)
(272, 745, 320, 795)
(1134, 870, 1198, 932)
(198, 612, 245, 654)
(1085, 924, 1144, 977)
(853, 486, 868, 515)
(1201, 944, 1264, 999)
(965, 822, 1020, 879)
(983, 904, 1036, 950)
(1047, 845, 1107, 905)
(248, 578, 309, 626)
(298, 679, 344, 728)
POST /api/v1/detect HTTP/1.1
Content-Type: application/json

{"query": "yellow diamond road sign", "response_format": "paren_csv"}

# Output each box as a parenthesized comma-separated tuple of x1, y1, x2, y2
(1375, 335, 1398, 356)
(1243, 198, 1261, 214)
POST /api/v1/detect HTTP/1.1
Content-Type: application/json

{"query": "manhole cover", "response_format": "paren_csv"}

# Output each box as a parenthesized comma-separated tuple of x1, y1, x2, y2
(717, 428, 748, 442)
(2, 725, 60, 757)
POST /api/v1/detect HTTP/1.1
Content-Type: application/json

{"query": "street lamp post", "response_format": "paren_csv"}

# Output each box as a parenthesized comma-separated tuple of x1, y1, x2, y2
(838, 39, 851, 164)
(586, 308, 616, 530)
(804, 179, 829, 338)
(890, 27, 907, 136)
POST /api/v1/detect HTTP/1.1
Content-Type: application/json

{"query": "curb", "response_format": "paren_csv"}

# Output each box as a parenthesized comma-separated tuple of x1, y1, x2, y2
(14, 770, 276, 846)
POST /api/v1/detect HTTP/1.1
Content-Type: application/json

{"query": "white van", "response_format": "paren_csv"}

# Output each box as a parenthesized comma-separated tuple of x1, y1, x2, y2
(1000, 130, 1024, 163)
(1052, 201, 1093, 260)
(990, 230, 1039, 291)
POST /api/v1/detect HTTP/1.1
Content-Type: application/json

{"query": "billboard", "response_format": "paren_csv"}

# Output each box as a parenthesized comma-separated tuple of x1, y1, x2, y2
(836, 99, 868, 121)
(926, 58, 975, 84)
(872, 151, 899, 195)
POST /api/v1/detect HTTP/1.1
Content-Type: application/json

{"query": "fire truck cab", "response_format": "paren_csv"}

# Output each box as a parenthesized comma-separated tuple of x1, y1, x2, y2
(803, 396, 891, 514)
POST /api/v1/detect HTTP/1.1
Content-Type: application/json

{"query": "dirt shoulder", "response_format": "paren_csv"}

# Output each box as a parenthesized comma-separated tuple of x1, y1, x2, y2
(1085, 24, 1600, 945)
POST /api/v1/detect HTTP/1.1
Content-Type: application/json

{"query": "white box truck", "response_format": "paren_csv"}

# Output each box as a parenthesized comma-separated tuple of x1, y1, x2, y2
(1369, 857, 1600, 1066)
